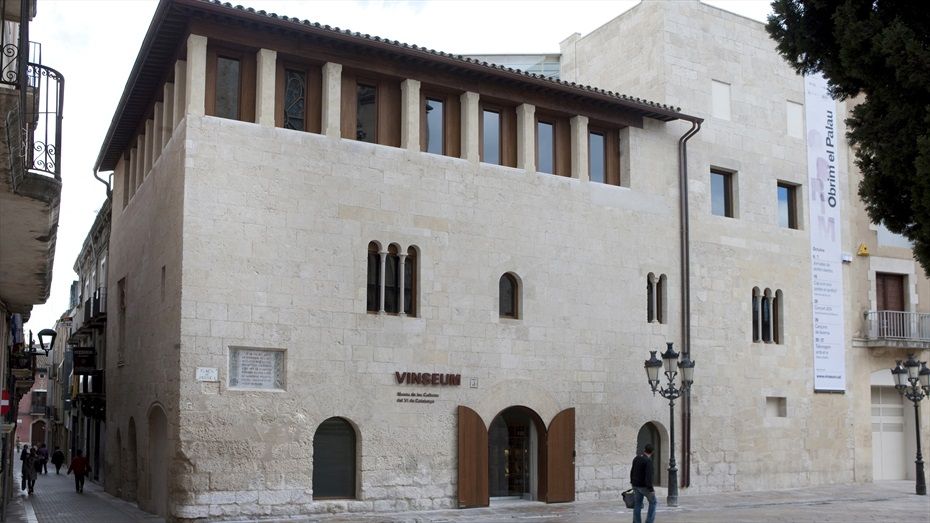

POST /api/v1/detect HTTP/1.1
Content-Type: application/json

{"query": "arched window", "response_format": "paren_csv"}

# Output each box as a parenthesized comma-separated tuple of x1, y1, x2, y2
(752, 287, 761, 342)
(404, 246, 417, 316)
(762, 288, 773, 343)
(646, 273, 656, 323)
(366, 242, 381, 312)
(384, 244, 400, 313)
(499, 273, 519, 319)
(312, 417, 357, 499)
(657, 274, 667, 324)
(774, 289, 783, 344)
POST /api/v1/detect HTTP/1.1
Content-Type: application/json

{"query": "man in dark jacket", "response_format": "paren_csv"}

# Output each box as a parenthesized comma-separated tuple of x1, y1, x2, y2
(630, 443, 657, 523)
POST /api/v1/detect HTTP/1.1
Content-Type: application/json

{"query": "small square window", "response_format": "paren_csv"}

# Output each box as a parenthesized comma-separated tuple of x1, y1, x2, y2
(765, 396, 787, 418)
(710, 169, 735, 218)
(777, 182, 798, 229)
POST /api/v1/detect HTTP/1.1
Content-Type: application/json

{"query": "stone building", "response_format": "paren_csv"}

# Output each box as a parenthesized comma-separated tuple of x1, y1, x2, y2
(91, 0, 928, 520)
(0, 0, 64, 517)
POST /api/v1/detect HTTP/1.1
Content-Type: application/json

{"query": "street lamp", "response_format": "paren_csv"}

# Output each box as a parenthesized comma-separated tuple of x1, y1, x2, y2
(643, 342, 694, 507)
(22, 329, 57, 357)
(891, 355, 929, 496)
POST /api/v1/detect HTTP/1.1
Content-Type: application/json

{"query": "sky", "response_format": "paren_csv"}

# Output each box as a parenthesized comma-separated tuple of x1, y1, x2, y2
(23, 0, 773, 333)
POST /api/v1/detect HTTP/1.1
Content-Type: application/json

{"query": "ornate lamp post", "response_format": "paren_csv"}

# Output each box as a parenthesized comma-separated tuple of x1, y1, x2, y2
(644, 342, 694, 507)
(891, 354, 929, 496)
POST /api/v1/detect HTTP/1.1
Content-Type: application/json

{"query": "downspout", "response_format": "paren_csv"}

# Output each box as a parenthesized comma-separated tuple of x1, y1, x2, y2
(677, 118, 701, 488)
(93, 168, 111, 198)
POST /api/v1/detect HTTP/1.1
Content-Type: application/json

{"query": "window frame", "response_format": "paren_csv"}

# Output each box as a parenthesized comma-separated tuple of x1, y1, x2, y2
(710, 168, 735, 218)
(588, 124, 621, 186)
(205, 44, 256, 123)
(275, 60, 322, 133)
(499, 273, 520, 320)
(535, 110, 571, 177)
(340, 70, 401, 147)
(777, 181, 799, 229)
(479, 101, 517, 167)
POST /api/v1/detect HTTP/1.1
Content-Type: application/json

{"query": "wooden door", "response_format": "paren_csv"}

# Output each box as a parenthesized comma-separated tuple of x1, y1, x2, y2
(545, 408, 575, 503)
(876, 273, 905, 311)
(457, 406, 489, 508)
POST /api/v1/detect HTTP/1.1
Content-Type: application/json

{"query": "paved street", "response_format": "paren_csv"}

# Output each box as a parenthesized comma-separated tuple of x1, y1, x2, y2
(3, 463, 928, 523)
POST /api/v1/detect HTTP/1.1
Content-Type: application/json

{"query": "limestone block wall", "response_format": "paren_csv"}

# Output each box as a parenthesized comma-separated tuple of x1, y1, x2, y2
(562, 0, 868, 493)
(169, 112, 687, 519)
(105, 122, 186, 511)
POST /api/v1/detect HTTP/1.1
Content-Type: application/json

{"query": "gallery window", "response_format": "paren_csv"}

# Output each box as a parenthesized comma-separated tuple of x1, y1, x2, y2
(366, 241, 418, 316)
(711, 168, 735, 218)
(499, 273, 520, 319)
(479, 102, 516, 167)
(312, 417, 357, 499)
(341, 72, 401, 147)
(588, 126, 621, 186)
(535, 112, 571, 176)
(275, 62, 322, 133)
(206, 45, 256, 123)
(752, 287, 783, 344)
(421, 90, 461, 158)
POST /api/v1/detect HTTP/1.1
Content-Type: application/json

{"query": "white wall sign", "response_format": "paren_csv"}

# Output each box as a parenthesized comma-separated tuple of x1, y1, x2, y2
(805, 73, 846, 392)
(195, 367, 218, 382)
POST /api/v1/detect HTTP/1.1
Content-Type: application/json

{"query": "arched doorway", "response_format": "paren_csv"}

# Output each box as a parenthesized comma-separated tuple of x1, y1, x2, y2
(147, 406, 168, 517)
(126, 418, 138, 501)
(30, 420, 47, 446)
(312, 417, 358, 499)
(488, 406, 546, 500)
(637, 422, 663, 485)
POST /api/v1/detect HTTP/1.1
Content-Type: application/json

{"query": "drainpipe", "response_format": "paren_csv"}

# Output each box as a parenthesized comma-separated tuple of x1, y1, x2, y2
(92, 168, 111, 197)
(677, 118, 701, 488)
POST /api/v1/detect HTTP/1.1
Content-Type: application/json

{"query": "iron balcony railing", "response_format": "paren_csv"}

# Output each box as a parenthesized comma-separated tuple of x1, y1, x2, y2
(863, 310, 930, 342)
(6, 61, 64, 181)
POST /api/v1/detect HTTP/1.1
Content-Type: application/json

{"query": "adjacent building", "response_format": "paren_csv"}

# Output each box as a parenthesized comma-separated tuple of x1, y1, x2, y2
(89, 0, 928, 520)
(0, 0, 64, 517)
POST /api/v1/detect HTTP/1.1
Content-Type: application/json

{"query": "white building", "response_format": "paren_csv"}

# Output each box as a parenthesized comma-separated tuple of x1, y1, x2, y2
(90, 0, 929, 520)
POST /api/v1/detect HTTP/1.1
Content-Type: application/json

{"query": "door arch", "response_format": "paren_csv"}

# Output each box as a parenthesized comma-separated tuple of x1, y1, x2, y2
(126, 417, 138, 501)
(488, 406, 547, 501)
(312, 417, 358, 499)
(146, 406, 168, 517)
(30, 420, 47, 446)
(637, 422, 664, 485)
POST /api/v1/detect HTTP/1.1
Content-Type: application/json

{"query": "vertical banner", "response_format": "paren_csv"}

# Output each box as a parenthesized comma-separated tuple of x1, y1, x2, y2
(805, 73, 846, 392)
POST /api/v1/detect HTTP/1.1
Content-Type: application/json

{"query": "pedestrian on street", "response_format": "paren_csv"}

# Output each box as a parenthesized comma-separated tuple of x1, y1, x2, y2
(23, 448, 38, 495)
(19, 444, 29, 491)
(67, 449, 91, 493)
(51, 447, 65, 474)
(630, 443, 657, 523)
(19, 444, 28, 462)
(37, 443, 49, 474)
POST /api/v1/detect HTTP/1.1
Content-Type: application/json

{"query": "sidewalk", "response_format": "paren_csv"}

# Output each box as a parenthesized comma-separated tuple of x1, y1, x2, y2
(7, 459, 162, 523)
(3, 464, 927, 523)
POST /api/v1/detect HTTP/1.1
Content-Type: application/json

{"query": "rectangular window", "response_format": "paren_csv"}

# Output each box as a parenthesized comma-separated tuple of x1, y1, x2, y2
(425, 97, 444, 155)
(356, 83, 377, 143)
(117, 277, 126, 363)
(215, 56, 241, 120)
(482, 109, 501, 165)
(284, 69, 306, 131)
(711, 169, 734, 217)
(589, 131, 606, 183)
(276, 63, 322, 133)
(765, 397, 787, 418)
(536, 120, 555, 174)
(777, 182, 798, 229)
(711, 80, 731, 120)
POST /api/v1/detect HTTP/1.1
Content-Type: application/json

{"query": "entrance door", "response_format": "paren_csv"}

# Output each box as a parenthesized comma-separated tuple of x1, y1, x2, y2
(871, 386, 906, 480)
(457, 406, 489, 508)
(546, 408, 575, 503)
(876, 273, 907, 337)
(489, 408, 536, 499)
(636, 423, 662, 486)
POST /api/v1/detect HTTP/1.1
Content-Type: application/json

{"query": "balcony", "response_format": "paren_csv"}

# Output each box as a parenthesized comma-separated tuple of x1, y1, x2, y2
(860, 310, 930, 350)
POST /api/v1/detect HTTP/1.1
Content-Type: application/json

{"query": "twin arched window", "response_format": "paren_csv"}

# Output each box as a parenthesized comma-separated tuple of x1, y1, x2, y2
(499, 273, 520, 319)
(367, 242, 417, 316)
(752, 287, 783, 343)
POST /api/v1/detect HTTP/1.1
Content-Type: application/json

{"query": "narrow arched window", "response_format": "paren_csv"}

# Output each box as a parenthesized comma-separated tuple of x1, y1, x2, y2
(384, 244, 400, 313)
(404, 246, 417, 316)
(762, 288, 773, 343)
(752, 287, 761, 342)
(366, 242, 381, 312)
(774, 289, 783, 344)
(499, 273, 519, 319)
(657, 274, 667, 324)
(312, 417, 357, 499)
(647, 273, 656, 323)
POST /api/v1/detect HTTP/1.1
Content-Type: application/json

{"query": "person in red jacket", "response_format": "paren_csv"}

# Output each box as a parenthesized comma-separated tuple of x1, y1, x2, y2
(66, 449, 92, 493)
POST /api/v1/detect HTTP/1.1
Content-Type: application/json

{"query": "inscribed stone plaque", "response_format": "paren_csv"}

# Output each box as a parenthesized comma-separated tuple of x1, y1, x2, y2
(228, 347, 285, 390)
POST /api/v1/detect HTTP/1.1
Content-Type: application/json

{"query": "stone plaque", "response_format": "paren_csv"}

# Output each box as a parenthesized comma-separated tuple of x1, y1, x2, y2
(195, 367, 218, 382)
(228, 347, 285, 390)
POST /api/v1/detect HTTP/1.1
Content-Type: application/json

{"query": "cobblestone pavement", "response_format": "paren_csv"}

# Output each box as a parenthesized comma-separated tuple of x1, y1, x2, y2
(4, 462, 928, 523)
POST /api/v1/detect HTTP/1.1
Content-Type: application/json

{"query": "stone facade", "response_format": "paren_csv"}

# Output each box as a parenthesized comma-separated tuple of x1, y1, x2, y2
(96, 0, 929, 521)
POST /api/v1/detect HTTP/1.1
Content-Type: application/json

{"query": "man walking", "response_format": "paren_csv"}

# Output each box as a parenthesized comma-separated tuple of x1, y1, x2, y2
(66, 449, 91, 493)
(630, 443, 657, 523)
